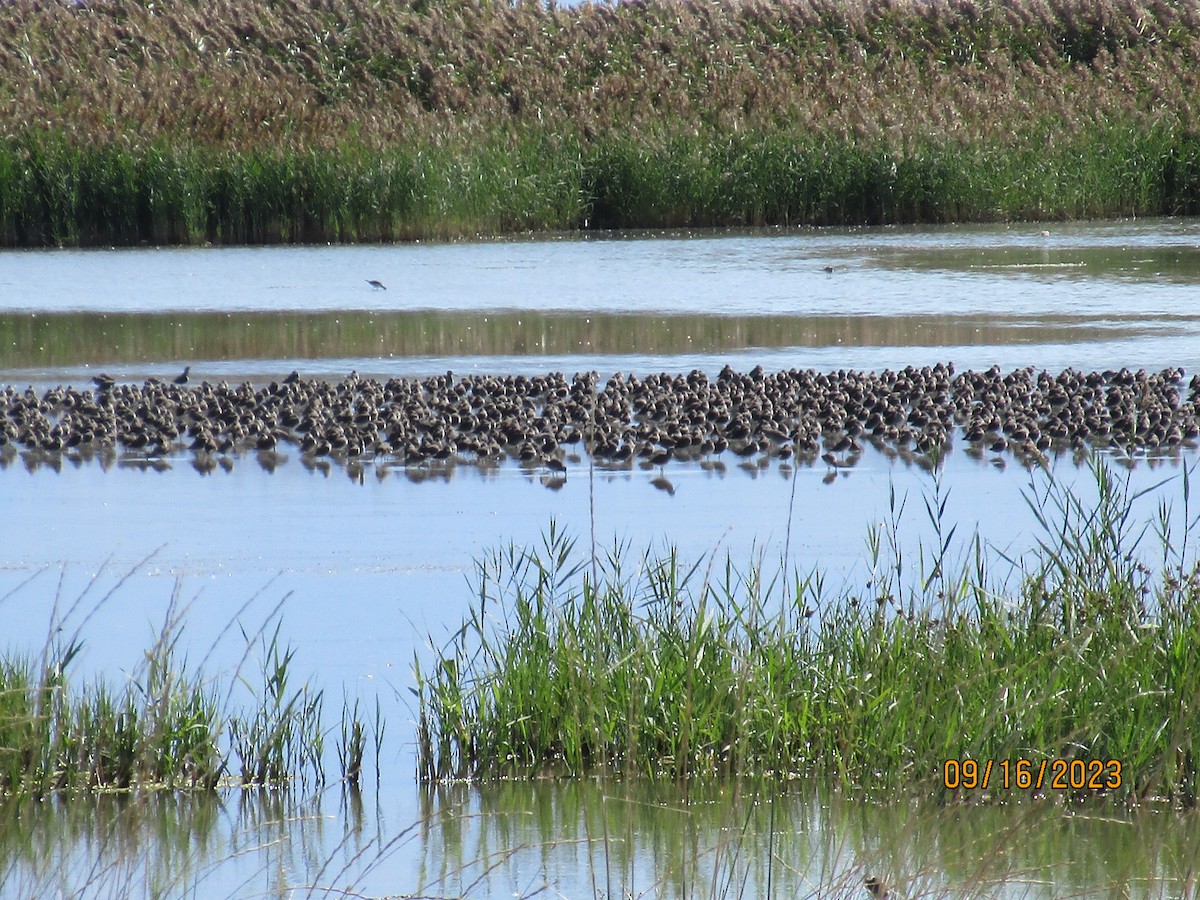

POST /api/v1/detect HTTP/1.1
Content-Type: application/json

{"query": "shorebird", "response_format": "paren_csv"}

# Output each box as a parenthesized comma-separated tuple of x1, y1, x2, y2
(650, 475, 676, 496)
(829, 434, 860, 454)
(821, 451, 857, 469)
(173, 366, 190, 385)
(366, 279, 387, 290)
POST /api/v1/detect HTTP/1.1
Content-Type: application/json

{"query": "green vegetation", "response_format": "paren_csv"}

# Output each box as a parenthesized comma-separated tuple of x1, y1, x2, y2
(0, 636, 224, 796)
(416, 461, 1200, 804)
(0, 585, 375, 798)
(1, 0, 1200, 245)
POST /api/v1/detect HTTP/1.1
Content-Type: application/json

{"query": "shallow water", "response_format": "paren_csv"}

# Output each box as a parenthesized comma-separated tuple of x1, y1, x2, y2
(2, 219, 1200, 381)
(1, 444, 1192, 674)
(5, 779, 1199, 899)
(2, 219, 1200, 898)
(4, 219, 1199, 316)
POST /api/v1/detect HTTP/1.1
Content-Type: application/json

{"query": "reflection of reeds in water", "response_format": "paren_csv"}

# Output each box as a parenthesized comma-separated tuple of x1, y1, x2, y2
(5, 757, 1198, 897)
(0, 309, 1175, 369)
(10, 773, 1200, 898)
(5, 710, 1200, 899)
(0, 784, 385, 899)
(416, 461, 1200, 805)
(406, 778, 1200, 899)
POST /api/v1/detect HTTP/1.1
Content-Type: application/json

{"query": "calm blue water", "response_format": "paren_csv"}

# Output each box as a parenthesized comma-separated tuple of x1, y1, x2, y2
(3, 220, 1200, 898)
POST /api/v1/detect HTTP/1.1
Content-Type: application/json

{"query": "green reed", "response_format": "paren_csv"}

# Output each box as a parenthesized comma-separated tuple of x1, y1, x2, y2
(0, 637, 222, 796)
(416, 461, 1200, 803)
(3, 0, 1200, 244)
(2, 123, 1196, 246)
(0, 583, 377, 798)
(0, 130, 587, 246)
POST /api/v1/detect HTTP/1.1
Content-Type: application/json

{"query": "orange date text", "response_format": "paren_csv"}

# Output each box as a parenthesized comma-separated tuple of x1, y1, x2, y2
(942, 758, 1123, 791)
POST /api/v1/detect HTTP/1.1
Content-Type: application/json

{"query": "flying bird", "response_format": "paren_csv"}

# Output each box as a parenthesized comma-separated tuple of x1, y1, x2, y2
(366, 279, 387, 290)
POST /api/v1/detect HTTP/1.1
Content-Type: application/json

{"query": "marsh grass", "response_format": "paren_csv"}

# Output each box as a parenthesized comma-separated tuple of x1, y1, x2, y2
(0, 568, 379, 800)
(1, 123, 1195, 245)
(0, 634, 222, 796)
(3, 0, 1200, 244)
(416, 460, 1200, 803)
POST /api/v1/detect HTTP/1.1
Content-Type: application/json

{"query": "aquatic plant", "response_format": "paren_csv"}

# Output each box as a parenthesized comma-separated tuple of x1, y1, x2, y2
(416, 461, 1200, 804)
(1, 0, 1200, 243)
(0, 634, 223, 796)
(0, 572, 379, 798)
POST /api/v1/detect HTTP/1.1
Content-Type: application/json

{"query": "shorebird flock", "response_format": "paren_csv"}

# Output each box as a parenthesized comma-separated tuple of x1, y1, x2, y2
(1, 364, 1197, 477)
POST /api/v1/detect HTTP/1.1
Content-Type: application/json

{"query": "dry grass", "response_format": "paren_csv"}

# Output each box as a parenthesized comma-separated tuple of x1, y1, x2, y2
(2, 0, 1199, 242)
(3, 0, 1198, 149)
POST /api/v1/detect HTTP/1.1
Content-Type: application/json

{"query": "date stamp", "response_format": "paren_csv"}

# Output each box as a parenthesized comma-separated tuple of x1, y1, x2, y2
(943, 758, 1123, 792)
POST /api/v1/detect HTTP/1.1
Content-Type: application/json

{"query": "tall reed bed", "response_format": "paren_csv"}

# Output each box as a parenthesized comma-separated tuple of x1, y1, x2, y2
(2, 121, 1195, 245)
(5, 0, 1199, 146)
(0, 131, 586, 245)
(2, 0, 1200, 243)
(582, 121, 1198, 228)
(416, 462, 1200, 805)
(0, 579, 377, 798)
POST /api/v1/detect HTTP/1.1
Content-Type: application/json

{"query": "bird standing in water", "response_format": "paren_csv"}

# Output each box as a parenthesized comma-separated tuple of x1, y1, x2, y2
(173, 366, 190, 385)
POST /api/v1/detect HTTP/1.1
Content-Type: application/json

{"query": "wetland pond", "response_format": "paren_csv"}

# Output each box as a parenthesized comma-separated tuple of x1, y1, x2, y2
(3, 220, 1200, 898)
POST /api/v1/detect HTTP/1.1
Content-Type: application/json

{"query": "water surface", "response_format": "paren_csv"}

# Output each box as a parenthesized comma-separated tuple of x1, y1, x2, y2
(3, 219, 1200, 898)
